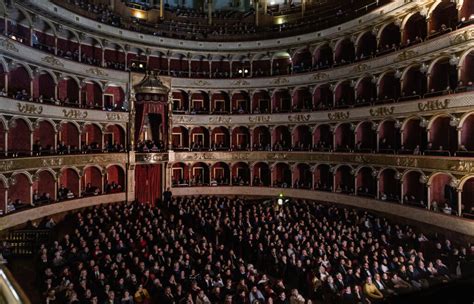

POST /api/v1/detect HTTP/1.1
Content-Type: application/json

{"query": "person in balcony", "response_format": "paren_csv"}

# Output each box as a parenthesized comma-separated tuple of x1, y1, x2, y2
(413, 145, 421, 155)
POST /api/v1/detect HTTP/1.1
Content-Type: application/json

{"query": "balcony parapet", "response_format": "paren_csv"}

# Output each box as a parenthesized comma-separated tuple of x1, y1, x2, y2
(171, 93, 473, 126)
(0, 97, 129, 124)
(161, 151, 474, 178)
(0, 153, 127, 174)
(27, 0, 413, 52)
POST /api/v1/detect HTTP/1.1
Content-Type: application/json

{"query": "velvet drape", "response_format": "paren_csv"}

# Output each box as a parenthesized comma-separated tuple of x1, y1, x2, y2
(135, 164, 162, 206)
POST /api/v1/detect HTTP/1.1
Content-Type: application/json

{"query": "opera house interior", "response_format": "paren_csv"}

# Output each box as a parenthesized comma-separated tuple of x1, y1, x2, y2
(0, 0, 473, 303)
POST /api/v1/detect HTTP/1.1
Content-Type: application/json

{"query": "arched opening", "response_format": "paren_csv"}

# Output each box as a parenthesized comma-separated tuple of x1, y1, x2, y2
(253, 162, 270, 186)
(334, 123, 354, 152)
(190, 127, 210, 150)
(190, 162, 209, 186)
(273, 163, 291, 188)
(356, 32, 377, 60)
(211, 91, 231, 114)
(460, 113, 474, 153)
(334, 38, 355, 65)
(33, 120, 56, 155)
(211, 56, 231, 78)
(355, 77, 376, 106)
(82, 166, 103, 196)
(428, 116, 457, 155)
(172, 90, 189, 113)
(0, 178, 7, 214)
(171, 126, 189, 150)
(356, 167, 376, 198)
(378, 71, 400, 102)
(429, 173, 457, 214)
(9, 173, 31, 208)
(459, 50, 474, 89)
(170, 54, 188, 77)
(401, 65, 427, 99)
(403, 171, 427, 208)
(379, 169, 401, 202)
(104, 43, 126, 70)
(253, 126, 271, 151)
(334, 81, 355, 108)
(460, 0, 474, 23)
(0, 121, 6, 156)
(428, 0, 458, 36)
(8, 118, 31, 156)
(335, 165, 354, 194)
(378, 120, 400, 153)
(313, 44, 333, 69)
(401, 118, 427, 153)
(33, 72, 56, 101)
(403, 13, 427, 45)
(8, 64, 31, 98)
(56, 29, 80, 62)
(378, 23, 401, 54)
(58, 77, 80, 106)
(148, 51, 168, 75)
(428, 57, 458, 95)
(105, 165, 124, 193)
(313, 124, 332, 151)
(232, 126, 250, 151)
(272, 89, 291, 113)
(59, 122, 80, 153)
(171, 163, 189, 186)
(190, 55, 209, 78)
(58, 168, 79, 200)
(294, 163, 312, 189)
(231, 91, 250, 114)
(293, 125, 312, 151)
(355, 121, 376, 152)
(232, 162, 250, 186)
(252, 90, 271, 114)
(232, 57, 251, 78)
(0, 63, 6, 91)
(34, 170, 56, 204)
(272, 53, 291, 76)
(81, 124, 103, 152)
(81, 81, 103, 109)
(461, 177, 474, 217)
(104, 86, 125, 110)
(314, 164, 332, 192)
(105, 125, 125, 151)
(292, 87, 312, 111)
(190, 91, 210, 114)
(80, 37, 102, 65)
(292, 49, 312, 73)
(313, 84, 333, 110)
(211, 126, 230, 150)
(211, 162, 230, 185)
(273, 126, 291, 151)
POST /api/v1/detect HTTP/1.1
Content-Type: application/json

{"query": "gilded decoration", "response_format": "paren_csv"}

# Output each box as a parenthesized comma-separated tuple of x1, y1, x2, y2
(42, 158, 63, 167)
(369, 106, 395, 117)
(0, 160, 14, 172)
(450, 29, 474, 45)
(17, 103, 43, 115)
(85, 67, 108, 77)
(192, 80, 210, 86)
(396, 157, 418, 168)
(288, 114, 311, 122)
(270, 78, 289, 85)
(142, 153, 168, 162)
(450, 160, 474, 173)
(249, 115, 271, 123)
(63, 109, 88, 119)
(182, 153, 213, 161)
(174, 116, 194, 123)
(328, 111, 350, 120)
(41, 55, 64, 67)
(106, 113, 125, 121)
(232, 79, 250, 86)
(0, 38, 19, 52)
(312, 73, 329, 81)
(209, 116, 232, 124)
(418, 99, 450, 111)
(269, 153, 288, 160)
(352, 64, 370, 73)
(395, 50, 419, 61)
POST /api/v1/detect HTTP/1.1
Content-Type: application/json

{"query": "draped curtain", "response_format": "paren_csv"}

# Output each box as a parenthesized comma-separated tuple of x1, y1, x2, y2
(135, 164, 162, 206)
(135, 102, 164, 142)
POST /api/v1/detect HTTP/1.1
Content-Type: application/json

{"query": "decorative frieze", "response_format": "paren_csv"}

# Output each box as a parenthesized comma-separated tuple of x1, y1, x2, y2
(418, 99, 450, 111)
(288, 114, 311, 122)
(17, 103, 43, 115)
(369, 106, 395, 117)
(41, 55, 64, 67)
(209, 116, 232, 124)
(106, 113, 125, 121)
(0, 38, 19, 52)
(63, 109, 88, 119)
(249, 115, 271, 123)
(328, 111, 350, 121)
(85, 67, 108, 77)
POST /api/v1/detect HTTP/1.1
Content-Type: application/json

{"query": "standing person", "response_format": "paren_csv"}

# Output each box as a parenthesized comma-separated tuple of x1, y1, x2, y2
(163, 187, 173, 207)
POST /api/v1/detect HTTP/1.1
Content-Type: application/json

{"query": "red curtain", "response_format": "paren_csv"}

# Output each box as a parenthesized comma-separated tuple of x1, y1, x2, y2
(135, 164, 162, 206)
(135, 102, 164, 141)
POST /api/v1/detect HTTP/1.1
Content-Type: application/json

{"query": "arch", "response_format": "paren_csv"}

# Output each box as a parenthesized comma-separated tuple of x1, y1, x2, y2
(171, 162, 189, 185)
(190, 126, 210, 150)
(378, 167, 401, 202)
(252, 162, 270, 186)
(33, 120, 56, 154)
(231, 162, 250, 185)
(211, 162, 230, 185)
(292, 124, 312, 150)
(427, 56, 458, 92)
(334, 164, 354, 194)
(8, 117, 32, 156)
(355, 166, 377, 197)
(211, 126, 230, 150)
(252, 126, 271, 150)
(211, 90, 231, 114)
(171, 126, 189, 150)
(105, 164, 125, 193)
(82, 123, 103, 151)
(273, 125, 291, 150)
(190, 162, 210, 185)
(231, 126, 250, 150)
(8, 62, 33, 96)
(294, 163, 312, 189)
(9, 171, 33, 206)
(273, 162, 292, 188)
(33, 169, 56, 203)
(82, 165, 103, 196)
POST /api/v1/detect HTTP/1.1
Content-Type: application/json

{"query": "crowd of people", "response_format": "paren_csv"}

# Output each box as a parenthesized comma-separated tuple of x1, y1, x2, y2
(33, 196, 472, 304)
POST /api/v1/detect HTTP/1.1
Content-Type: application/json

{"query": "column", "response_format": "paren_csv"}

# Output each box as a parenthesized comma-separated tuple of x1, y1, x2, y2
(376, 131, 380, 152)
(427, 185, 431, 210)
(160, 0, 164, 19)
(29, 183, 33, 205)
(376, 177, 380, 199)
(263, 0, 267, 14)
(332, 172, 337, 192)
(4, 131, 7, 157)
(53, 179, 58, 201)
(4, 188, 8, 214)
(54, 36, 58, 55)
(400, 181, 404, 204)
(188, 128, 192, 150)
(188, 59, 191, 77)
(167, 57, 171, 75)
(255, 0, 259, 26)
(457, 190, 462, 216)
(457, 127, 462, 149)
(270, 58, 274, 76)
(209, 61, 212, 79)
(208, 0, 213, 25)
(301, 0, 306, 16)
(249, 128, 254, 151)
(250, 165, 254, 186)
(354, 174, 358, 195)
(54, 131, 58, 153)
(229, 61, 233, 78)
(30, 131, 33, 156)
(29, 27, 34, 47)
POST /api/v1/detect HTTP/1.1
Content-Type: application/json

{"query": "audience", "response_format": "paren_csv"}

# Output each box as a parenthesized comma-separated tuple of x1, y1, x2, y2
(34, 197, 472, 304)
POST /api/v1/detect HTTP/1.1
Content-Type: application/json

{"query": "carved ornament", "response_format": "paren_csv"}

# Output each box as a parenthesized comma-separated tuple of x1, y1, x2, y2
(418, 99, 450, 112)
(85, 67, 108, 77)
(17, 103, 43, 115)
(328, 111, 350, 121)
(41, 55, 64, 67)
(0, 38, 18, 52)
(369, 106, 395, 117)
(249, 115, 271, 123)
(63, 109, 88, 119)
(288, 114, 311, 122)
